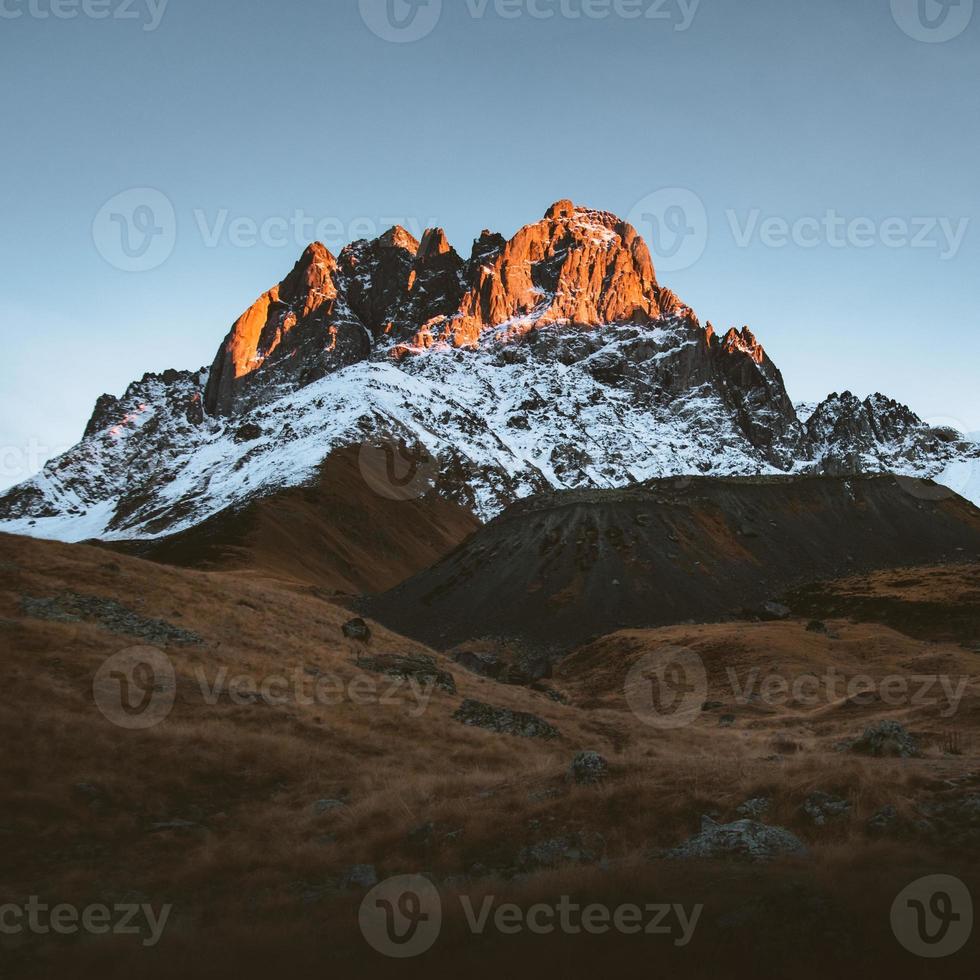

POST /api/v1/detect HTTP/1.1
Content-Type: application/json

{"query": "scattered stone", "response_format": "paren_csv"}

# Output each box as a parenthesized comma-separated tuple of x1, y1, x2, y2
(762, 602, 792, 620)
(736, 797, 772, 819)
(802, 792, 852, 826)
(806, 620, 829, 633)
(453, 699, 559, 740)
(21, 593, 202, 646)
(867, 804, 900, 836)
(357, 653, 456, 694)
(851, 721, 919, 758)
(517, 832, 605, 871)
(569, 751, 608, 785)
(667, 816, 807, 863)
(719, 714, 737, 727)
(702, 700, 724, 711)
(342, 618, 371, 642)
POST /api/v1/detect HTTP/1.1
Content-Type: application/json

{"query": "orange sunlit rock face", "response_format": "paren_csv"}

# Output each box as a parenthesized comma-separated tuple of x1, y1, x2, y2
(203, 201, 749, 415)
(431, 201, 667, 349)
(722, 327, 766, 365)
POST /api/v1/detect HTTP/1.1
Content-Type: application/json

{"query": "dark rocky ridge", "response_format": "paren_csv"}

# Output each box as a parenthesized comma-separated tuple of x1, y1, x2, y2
(361, 475, 980, 653)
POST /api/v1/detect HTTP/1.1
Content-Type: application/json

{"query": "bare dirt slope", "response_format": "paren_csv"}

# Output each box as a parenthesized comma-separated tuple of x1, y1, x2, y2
(363, 475, 980, 653)
(1, 531, 979, 978)
(105, 446, 480, 595)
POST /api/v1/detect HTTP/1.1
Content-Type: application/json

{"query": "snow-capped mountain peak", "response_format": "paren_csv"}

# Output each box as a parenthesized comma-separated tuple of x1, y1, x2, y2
(2, 201, 977, 542)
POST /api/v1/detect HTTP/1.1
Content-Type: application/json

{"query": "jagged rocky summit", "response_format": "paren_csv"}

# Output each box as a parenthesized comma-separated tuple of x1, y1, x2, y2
(1, 201, 976, 542)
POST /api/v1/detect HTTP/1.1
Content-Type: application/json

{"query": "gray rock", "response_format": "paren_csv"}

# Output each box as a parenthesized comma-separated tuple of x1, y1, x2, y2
(453, 699, 559, 740)
(719, 714, 737, 727)
(667, 816, 807, 862)
(357, 653, 456, 694)
(518, 832, 605, 871)
(761, 601, 792, 621)
(569, 751, 608, 785)
(867, 804, 900, 836)
(736, 797, 772, 819)
(851, 721, 919, 758)
(21, 592, 202, 646)
(342, 618, 371, 642)
(802, 792, 851, 826)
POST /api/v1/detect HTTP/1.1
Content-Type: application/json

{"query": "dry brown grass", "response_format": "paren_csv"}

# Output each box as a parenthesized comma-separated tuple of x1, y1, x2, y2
(1, 533, 978, 979)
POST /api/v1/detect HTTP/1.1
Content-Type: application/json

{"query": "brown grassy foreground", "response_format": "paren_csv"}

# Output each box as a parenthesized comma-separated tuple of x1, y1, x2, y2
(0, 532, 978, 979)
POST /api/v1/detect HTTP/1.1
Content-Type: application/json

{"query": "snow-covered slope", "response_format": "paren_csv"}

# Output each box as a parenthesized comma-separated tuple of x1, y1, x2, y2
(934, 432, 980, 509)
(1, 201, 977, 543)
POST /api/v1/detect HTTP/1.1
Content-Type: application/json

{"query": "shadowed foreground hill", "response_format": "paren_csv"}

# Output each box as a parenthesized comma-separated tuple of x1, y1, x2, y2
(1, 531, 979, 979)
(363, 475, 980, 652)
(105, 446, 480, 595)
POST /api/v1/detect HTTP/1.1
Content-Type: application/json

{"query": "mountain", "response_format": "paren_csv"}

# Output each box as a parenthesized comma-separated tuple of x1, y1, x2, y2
(361, 474, 980, 653)
(1, 201, 977, 544)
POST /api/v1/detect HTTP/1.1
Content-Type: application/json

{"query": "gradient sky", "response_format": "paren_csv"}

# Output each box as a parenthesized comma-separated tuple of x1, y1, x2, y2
(1, 0, 978, 491)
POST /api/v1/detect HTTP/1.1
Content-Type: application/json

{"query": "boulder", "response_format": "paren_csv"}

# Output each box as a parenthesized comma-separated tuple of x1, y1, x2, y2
(357, 653, 456, 694)
(342, 618, 371, 642)
(801, 792, 851, 826)
(850, 721, 919, 758)
(667, 816, 807, 862)
(453, 699, 558, 740)
(569, 751, 608, 785)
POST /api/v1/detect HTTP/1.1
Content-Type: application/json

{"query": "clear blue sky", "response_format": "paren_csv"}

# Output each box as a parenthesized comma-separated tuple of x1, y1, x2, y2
(1, 0, 978, 490)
